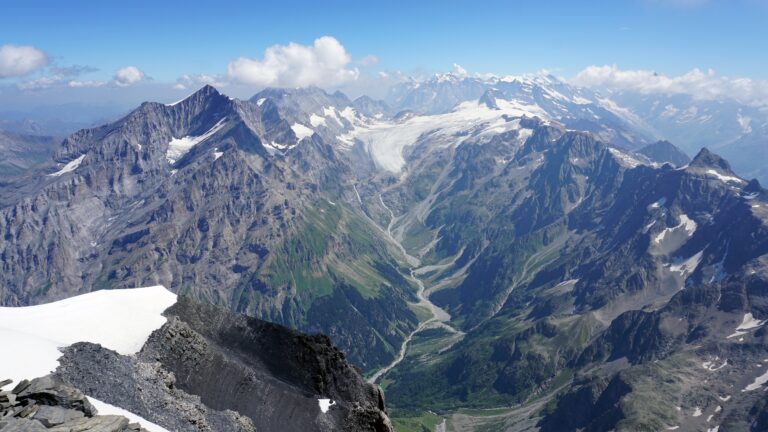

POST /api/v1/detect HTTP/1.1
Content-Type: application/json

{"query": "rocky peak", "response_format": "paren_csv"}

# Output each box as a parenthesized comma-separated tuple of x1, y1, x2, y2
(479, 89, 500, 110)
(182, 84, 224, 103)
(689, 147, 733, 171)
(352, 95, 391, 118)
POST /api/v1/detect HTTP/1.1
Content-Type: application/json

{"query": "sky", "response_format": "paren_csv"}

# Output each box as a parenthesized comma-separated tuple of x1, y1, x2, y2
(1, 0, 767, 124)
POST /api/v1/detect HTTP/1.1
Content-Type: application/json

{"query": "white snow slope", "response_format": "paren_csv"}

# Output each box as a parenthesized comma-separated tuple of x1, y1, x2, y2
(166, 119, 227, 164)
(0, 286, 177, 389)
(89, 396, 170, 432)
(344, 99, 547, 173)
(48, 155, 85, 177)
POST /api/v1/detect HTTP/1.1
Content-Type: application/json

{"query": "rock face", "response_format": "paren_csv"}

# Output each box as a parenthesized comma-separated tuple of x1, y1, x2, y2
(0, 376, 150, 432)
(54, 296, 393, 432)
(0, 85, 417, 372)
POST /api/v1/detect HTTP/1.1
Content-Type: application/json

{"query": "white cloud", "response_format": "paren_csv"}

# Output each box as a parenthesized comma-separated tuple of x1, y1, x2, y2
(17, 75, 60, 90)
(227, 36, 359, 87)
(451, 63, 469, 78)
(68, 80, 106, 88)
(173, 73, 228, 90)
(113, 66, 146, 87)
(572, 64, 768, 106)
(0, 44, 48, 78)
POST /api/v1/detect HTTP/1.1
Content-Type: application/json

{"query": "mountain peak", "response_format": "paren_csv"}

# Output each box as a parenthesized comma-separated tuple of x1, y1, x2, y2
(479, 89, 500, 110)
(637, 140, 690, 167)
(689, 147, 733, 171)
(187, 84, 225, 102)
(165, 85, 227, 109)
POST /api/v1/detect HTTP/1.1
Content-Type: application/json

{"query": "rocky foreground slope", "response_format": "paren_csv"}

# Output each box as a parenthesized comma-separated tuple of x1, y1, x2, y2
(1, 375, 152, 432)
(0, 288, 393, 432)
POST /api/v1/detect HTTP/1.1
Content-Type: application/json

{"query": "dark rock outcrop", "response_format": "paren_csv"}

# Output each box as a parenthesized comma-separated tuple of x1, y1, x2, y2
(0, 376, 149, 432)
(53, 296, 393, 432)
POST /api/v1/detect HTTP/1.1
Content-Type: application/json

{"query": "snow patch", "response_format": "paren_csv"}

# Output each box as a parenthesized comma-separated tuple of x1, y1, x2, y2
(323, 106, 342, 124)
(743, 368, 768, 392)
(318, 399, 336, 413)
(702, 358, 728, 371)
(705, 169, 745, 185)
(693, 407, 703, 417)
(167, 119, 227, 164)
(572, 96, 593, 105)
(48, 155, 85, 177)
(0, 286, 177, 390)
(89, 396, 170, 432)
(213, 148, 224, 160)
(609, 148, 643, 168)
(654, 214, 697, 244)
(728, 313, 766, 339)
(256, 98, 266, 106)
(309, 113, 326, 128)
(669, 250, 704, 279)
(263, 141, 295, 154)
(650, 197, 667, 209)
(291, 123, 314, 140)
(339, 107, 357, 123)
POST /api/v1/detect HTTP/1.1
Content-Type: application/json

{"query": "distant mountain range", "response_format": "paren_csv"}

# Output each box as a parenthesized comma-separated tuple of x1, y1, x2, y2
(1, 76, 767, 431)
(383, 71, 768, 185)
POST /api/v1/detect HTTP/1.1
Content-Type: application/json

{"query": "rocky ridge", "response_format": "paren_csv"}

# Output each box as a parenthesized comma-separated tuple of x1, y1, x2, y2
(0, 376, 151, 432)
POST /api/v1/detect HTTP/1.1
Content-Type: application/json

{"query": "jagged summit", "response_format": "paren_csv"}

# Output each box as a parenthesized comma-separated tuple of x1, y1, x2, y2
(165, 84, 228, 108)
(479, 88, 500, 110)
(689, 147, 734, 171)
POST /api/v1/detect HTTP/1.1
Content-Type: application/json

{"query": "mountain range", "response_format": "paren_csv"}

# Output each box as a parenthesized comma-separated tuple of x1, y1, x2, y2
(1, 72, 767, 432)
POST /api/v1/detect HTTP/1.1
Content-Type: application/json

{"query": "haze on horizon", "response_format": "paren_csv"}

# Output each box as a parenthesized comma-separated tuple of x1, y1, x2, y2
(1, 0, 767, 126)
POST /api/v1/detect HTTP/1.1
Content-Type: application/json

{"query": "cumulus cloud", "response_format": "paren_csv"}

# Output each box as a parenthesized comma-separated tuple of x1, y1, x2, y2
(113, 66, 146, 87)
(572, 64, 768, 106)
(227, 36, 359, 87)
(173, 73, 228, 90)
(0, 44, 48, 78)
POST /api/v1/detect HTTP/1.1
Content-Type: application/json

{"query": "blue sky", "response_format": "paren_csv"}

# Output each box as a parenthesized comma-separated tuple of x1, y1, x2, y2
(0, 0, 767, 115)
